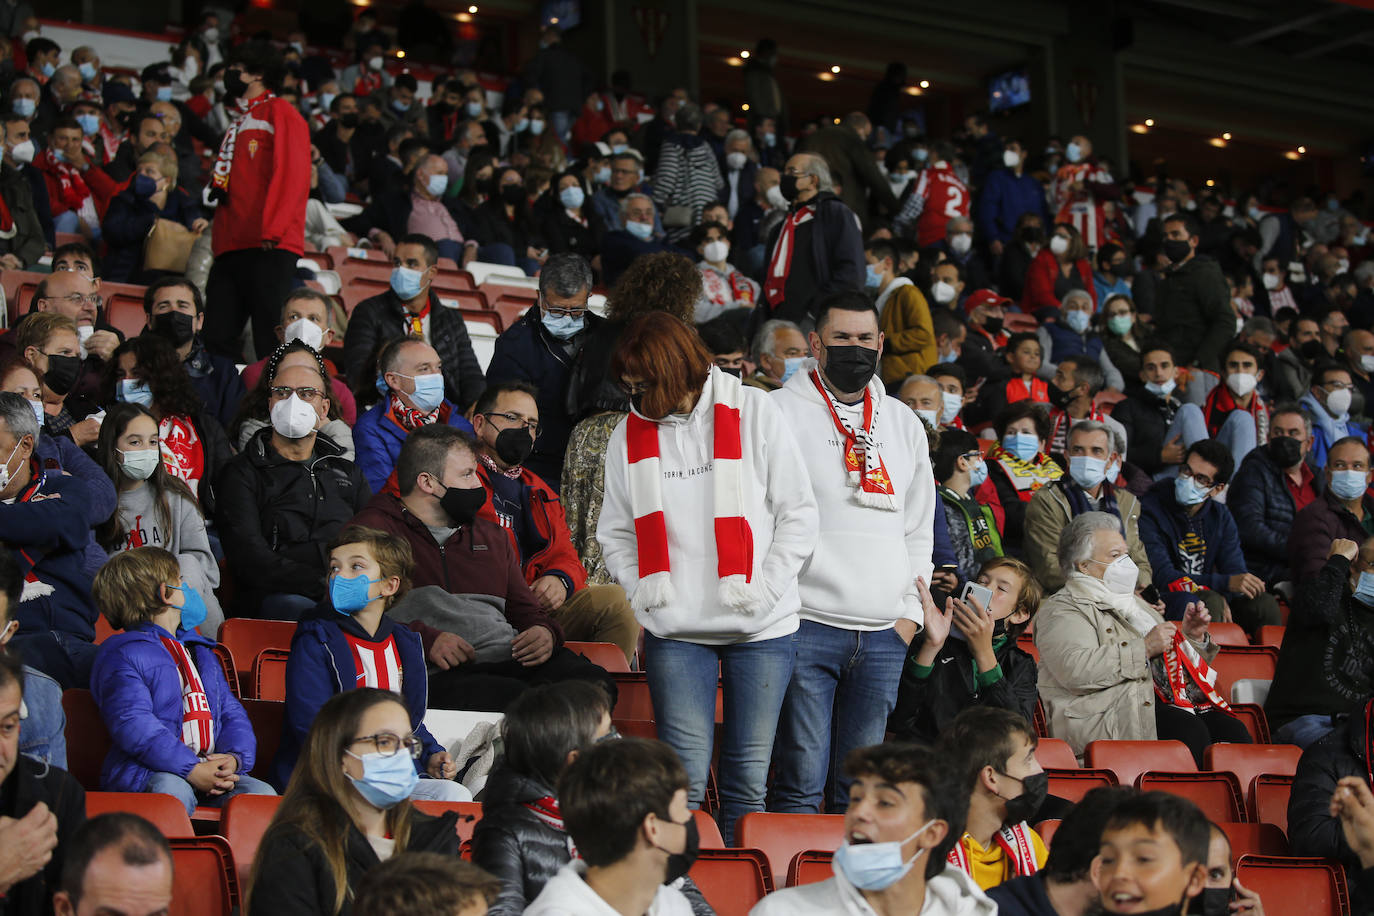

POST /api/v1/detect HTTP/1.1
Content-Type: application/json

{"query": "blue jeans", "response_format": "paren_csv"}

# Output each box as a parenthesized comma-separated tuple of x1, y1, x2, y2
(477, 242, 516, 266)
(644, 632, 795, 846)
(1154, 404, 1209, 480)
(147, 770, 278, 816)
(772, 622, 909, 813)
(413, 776, 472, 802)
(1215, 410, 1259, 474)
(1273, 714, 1336, 749)
(19, 665, 66, 771)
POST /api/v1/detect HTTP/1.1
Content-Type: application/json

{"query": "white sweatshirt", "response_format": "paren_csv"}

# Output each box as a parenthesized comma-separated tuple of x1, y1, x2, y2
(597, 370, 819, 644)
(523, 861, 696, 916)
(749, 864, 995, 916)
(772, 364, 934, 630)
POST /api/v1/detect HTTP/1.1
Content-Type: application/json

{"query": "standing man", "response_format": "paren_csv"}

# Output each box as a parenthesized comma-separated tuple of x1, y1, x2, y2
(772, 290, 933, 813)
(976, 138, 1046, 263)
(204, 41, 310, 362)
(798, 112, 898, 231)
(1153, 213, 1235, 373)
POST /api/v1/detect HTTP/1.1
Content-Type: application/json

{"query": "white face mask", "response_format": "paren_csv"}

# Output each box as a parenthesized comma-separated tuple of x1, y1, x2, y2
(1325, 386, 1353, 417)
(368, 56, 384, 72)
(931, 280, 956, 304)
(1226, 372, 1258, 398)
(0, 439, 23, 492)
(9, 140, 34, 165)
(949, 233, 972, 256)
(1049, 235, 1070, 256)
(725, 151, 748, 171)
(1261, 272, 1281, 290)
(1088, 553, 1138, 595)
(269, 394, 319, 440)
(703, 240, 729, 263)
(765, 185, 787, 209)
(284, 317, 325, 351)
(1003, 149, 1021, 168)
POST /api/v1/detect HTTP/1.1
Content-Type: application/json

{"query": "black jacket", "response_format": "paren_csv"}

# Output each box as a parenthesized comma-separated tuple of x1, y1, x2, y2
(343, 288, 487, 411)
(247, 811, 460, 916)
(1153, 255, 1234, 372)
(986, 873, 1057, 916)
(0, 163, 45, 266)
(0, 758, 85, 916)
(216, 428, 371, 615)
(1111, 387, 1184, 476)
(1288, 702, 1370, 909)
(760, 190, 864, 323)
(890, 637, 1039, 746)
(1228, 446, 1324, 583)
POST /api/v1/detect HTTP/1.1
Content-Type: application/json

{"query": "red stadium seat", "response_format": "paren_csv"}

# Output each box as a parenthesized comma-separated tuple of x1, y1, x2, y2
(85, 791, 195, 837)
(610, 673, 723, 724)
(1033, 698, 1048, 737)
(169, 836, 238, 916)
(432, 269, 475, 293)
(251, 648, 290, 701)
(458, 307, 503, 334)
(221, 791, 282, 890)
(1017, 632, 1040, 662)
(1254, 626, 1285, 649)
(1249, 774, 1294, 838)
(1235, 856, 1348, 915)
(693, 809, 726, 848)
(565, 640, 631, 673)
(735, 812, 846, 883)
(1213, 646, 1278, 704)
(410, 800, 484, 846)
(240, 699, 284, 782)
(94, 614, 120, 644)
(1035, 738, 1079, 770)
(688, 848, 773, 913)
(435, 289, 490, 311)
(1205, 744, 1302, 795)
(1035, 819, 1061, 847)
(105, 293, 148, 339)
(211, 643, 239, 699)
(219, 619, 297, 696)
(62, 689, 111, 790)
(613, 718, 657, 739)
(491, 295, 534, 329)
(1136, 771, 1245, 822)
(1228, 704, 1272, 744)
(786, 850, 834, 887)
(1218, 822, 1289, 858)
(1046, 768, 1118, 803)
(1085, 740, 1195, 788)
(1206, 622, 1249, 647)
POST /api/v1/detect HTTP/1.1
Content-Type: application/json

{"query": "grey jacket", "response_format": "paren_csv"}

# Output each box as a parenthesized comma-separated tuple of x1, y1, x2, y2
(1023, 483, 1152, 594)
(387, 585, 517, 669)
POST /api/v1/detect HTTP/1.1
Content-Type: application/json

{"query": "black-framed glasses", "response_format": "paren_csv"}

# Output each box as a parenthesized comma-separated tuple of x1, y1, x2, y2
(349, 732, 421, 759)
(541, 297, 588, 319)
(1178, 466, 1216, 489)
(269, 386, 324, 402)
(620, 381, 651, 397)
(483, 411, 541, 437)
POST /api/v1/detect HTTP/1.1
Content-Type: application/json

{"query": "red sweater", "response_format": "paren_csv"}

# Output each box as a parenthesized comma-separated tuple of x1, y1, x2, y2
(1021, 249, 1097, 315)
(212, 94, 311, 257)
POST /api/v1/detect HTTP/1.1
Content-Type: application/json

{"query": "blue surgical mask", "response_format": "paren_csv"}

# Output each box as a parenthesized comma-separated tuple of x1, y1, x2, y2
(832, 821, 935, 891)
(595, 165, 612, 184)
(346, 748, 419, 809)
(1105, 459, 1121, 482)
(1064, 309, 1090, 334)
(330, 572, 379, 614)
(318, 92, 336, 112)
(612, 143, 628, 155)
(559, 185, 585, 209)
(1354, 571, 1374, 607)
(1174, 474, 1211, 506)
(780, 356, 805, 384)
(118, 379, 154, 407)
(11, 98, 35, 118)
(913, 148, 929, 163)
(916, 408, 939, 429)
(968, 458, 988, 488)
(426, 173, 449, 197)
(626, 220, 654, 241)
(938, 349, 959, 364)
(156, 85, 173, 102)
(1330, 469, 1369, 502)
(391, 98, 409, 113)
(465, 100, 484, 118)
(1002, 432, 1040, 462)
(169, 584, 208, 631)
(864, 263, 884, 290)
(390, 265, 427, 300)
(40, 62, 56, 79)
(1069, 455, 1107, 490)
(1144, 379, 1176, 399)
(940, 390, 962, 424)
(399, 372, 445, 412)
(514, 117, 530, 133)
(75, 113, 100, 136)
(1066, 141, 1083, 163)
(52, 147, 66, 163)
(542, 311, 584, 340)
(79, 62, 98, 82)
(375, 372, 389, 397)
(529, 119, 545, 136)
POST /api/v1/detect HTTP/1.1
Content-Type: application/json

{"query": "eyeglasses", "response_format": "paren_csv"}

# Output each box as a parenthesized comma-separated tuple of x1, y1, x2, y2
(483, 411, 541, 436)
(1178, 465, 1216, 489)
(620, 381, 651, 396)
(1322, 382, 1354, 391)
(40, 293, 102, 309)
(541, 298, 588, 319)
(349, 732, 422, 759)
(269, 386, 324, 403)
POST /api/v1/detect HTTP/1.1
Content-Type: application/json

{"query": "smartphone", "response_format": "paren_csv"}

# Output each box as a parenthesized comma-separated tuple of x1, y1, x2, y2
(1141, 584, 1160, 606)
(949, 582, 994, 641)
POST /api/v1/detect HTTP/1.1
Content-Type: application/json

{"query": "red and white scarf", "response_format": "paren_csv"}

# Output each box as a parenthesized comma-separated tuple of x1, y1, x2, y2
(811, 370, 897, 511)
(763, 203, 814, 307)
(947, 823, 1040, 878)
(479, 450, 523, 480)
(524, 795, 580, 859)
(700, 265, 757, 309)
(353, 71, 384, 97)
(209, 92, 275, 203)
(389, 392, 442, 432)
(160, 636, 215, 756)
(14, 465, 55, 602)
(624, 368, 754, 613)
(1157, 630, 1230, 713)
(35, 149, 91, 212)
(83, 122, 123, 166)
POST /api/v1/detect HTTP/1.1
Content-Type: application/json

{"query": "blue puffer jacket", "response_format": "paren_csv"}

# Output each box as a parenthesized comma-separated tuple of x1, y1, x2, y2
(272, 611, 443, 790)
(5, 467, 100, 643)
(1042, 321, 1105, 366)
(1227, 447, 1325, 583)
(353, 400, 473, 494)
(91, 622, 256, 792)
(1139, 477, 1247, 601)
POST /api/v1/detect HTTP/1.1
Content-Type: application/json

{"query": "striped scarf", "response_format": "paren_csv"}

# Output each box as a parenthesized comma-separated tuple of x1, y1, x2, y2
(811, 370, 897, 510)
(948, 823, 1040, 878)
(524, 795, 579, 859)
(160, 636, 215, 755)
(208, 91, 275, 203)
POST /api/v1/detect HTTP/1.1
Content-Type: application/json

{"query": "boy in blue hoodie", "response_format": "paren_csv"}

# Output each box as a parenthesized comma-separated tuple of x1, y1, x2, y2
(89, 547, 274, 815)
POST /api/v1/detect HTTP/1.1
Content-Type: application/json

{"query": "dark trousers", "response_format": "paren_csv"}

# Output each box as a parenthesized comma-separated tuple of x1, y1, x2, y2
(427, 646, 617, 712)
(204, 247, 300, 361)
(1155, 701, 1252, 766)
(11, 630, 97, 691)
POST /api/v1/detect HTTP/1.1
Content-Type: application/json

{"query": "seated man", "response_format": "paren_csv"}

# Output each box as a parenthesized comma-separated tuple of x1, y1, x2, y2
(36, 117, 114, 239)
(750, 743, 993, 915)
(354, 853, 500, 916)
(1092, 793, 1209, 916)
(351, 425, 614, 711)
(1228, 406, 1320, 585)
(1301, 362, 1369, 471)
(525, 738, 699, 916)
(970, 331, 1047, 428)
(0, 550, 64, 770)
(52, 813, 173, 916)
(744, 318, 806, 392)
(1044, 355, 1128, 459)
(143, 278, 246, 431)
(0, 118, 44, 270)
(937, 707, 1049, 891)
(1200, 341, 1271, 473)
(898, 374, 947, 432)
(1287, 436, 1374, 584)
(1267, 537, 1374, 750)
(357, 154, 479, 266)
(1139, 438, 1281, 631)
(2, 266, 120, 408)
(472, 382, 639, 665)
(355, 336, 474, 493)
(1025, 421, 1151, 594)
(696, 317, 748, 377)
(929, 363, 969, 430)
(240, 289, 356, 425)
(217, 353, 372, 618)
(601, 193, 673, 288)
(1110, 343, 1208, 480)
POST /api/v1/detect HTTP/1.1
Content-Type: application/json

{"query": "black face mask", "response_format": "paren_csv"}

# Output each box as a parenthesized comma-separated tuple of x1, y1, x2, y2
(222, 68, 248, 101)
(438, 482, 487, 527)
(999, 770, 1049, 825)
(1109, 260, 1134, 278)
(338, 112, 359, 129)
(779, 174, 800, 202)
(720, 366, 742, 378)
(983, 316, 1004, 336)
(492, 427, 534, 466)
(1267, 435, 1303, 469)
(1019, 226, 1043, 245)
(1049, 380, 1075, 409)
(152, 310, 196, 347)
(42, 354, 81, 396)
(1187, 887, 1233, 916)
(823, 345, 879, 393)
(1162, 239, 1192, 265)
(501, 184, 526, 206)
(629, 392, 648, 416)
(1299, 339, 1325, 362)
(661, 817, 700, 885)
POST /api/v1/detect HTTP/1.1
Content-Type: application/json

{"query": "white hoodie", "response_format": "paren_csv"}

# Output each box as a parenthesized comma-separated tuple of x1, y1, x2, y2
(597, 368, 819, 644)
(523, 861, 696, 916)
(772, 363, 934, 630)
(749, 863, 996, 916)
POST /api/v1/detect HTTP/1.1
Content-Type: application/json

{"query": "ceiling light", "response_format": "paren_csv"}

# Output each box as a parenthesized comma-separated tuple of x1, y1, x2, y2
(741, 103, 750, 111)
(831, 65, 841, 74)
(919, 80, 930, 89)
(1129, 124, 1148, 134)
(1144, 118, 1154, 127)
(740, 50, 750, 59)
(1208, 137, 1227, 148)
(1222, 132, 1232, 141)
(396, 50, 405, 58)
(468, 4, 478, 11)
(726, 56, 744, 67)
(1298, 145, 1307, 153)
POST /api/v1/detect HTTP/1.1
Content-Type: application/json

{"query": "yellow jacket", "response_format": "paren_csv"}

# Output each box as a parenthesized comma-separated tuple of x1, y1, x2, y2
(878, 279, 937, 385)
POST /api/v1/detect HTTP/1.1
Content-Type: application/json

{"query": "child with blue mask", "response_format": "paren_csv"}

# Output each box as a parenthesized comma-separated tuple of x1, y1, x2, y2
(270, 525, 470, 801)
(89, 547, 277, 815)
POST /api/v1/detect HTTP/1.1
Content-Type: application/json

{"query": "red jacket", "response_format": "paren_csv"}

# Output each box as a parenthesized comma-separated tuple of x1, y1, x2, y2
(476, 462, 589, 593)
(1021, 249, 1097, 316)
(349, 492, 564, 654)
(212, 94, 310, 257)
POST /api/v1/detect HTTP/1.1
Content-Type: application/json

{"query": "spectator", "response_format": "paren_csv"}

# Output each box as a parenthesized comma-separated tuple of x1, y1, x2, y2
(895, 141, 970, 248)
(239, 290, 356, 425)
(1346, 329, 1374, 415)
(1037, 512, 1246, 762)
(1110, 343, 1208, 479)
(866, 238, 936, 385)
(1091, 793, 1210, 916)
(1153, 213, 1235, 373)
(750, 742, 993, 915)
(718, 129, 757, 221)
(100, 148, 206, 284)
(1329, 775, 1374, 915)
(977, 401, 1063, 556)
(744, 318, 806, 392)
(1023, 222, 1095, 320)
(218, 345, 370, 618)
(898, 374, 945, 430)
(931, 428, 1002, 576)
(597, 313, 817, 843)
(931, 361, 970, 428)
(771, 291, 933, 814)
(352, 425, 613, 711)
(273, 526, 466, 800)
(1287, 437, 1374, 584)
(359, 154, 475, 266)
(231, 342, 355, 459)
(1199, 341, 1269, 472)
(89, 547, 273, 815)
(760, 153, 864, 327)
(588, 151, 648, 232)
(1228, 407, 1319, 585)
(1048, 135, 1116, 252)
(957, 288, 1011, 388)
(355, 337, 474, 493)
(1301, 363, 1367, 470)
(0, 118, 43, 268)
(204, 41, 311, 362)
(798, 112, 898, 231)
(733, 164, 784, 277)
(354, 852, 500, 916)
(698, 317, 748, 378)
(1197, 822, 1268, 916)
(977, 139, 1048, 262)
(2, 112, 52, 253)
(16, 312, 103, 451)
(1093, 243, 1133, 306)
(522, 28, 590, 142)
(344, 233, 487, 411)
(142, 278, 245, 432)
(651, 103, 724, 245)
(975, 332, 1049, 429)
(1099, 293, 1146, 383)
(52, 812, 177, 916)
(1275, 315, 1324, 404)
(0, 546, 62, 772)
(98, 111, 168, 185)
(600, 192, 674, 287)
(1044, 355, 1128, 456)
(996, 213, 1045, 303)
(246, 689, 463, 916)
(95, 403, 222, 637)
(932, 216, 992, 293)
(1039, 290, 1119, 391)
(484, 96, 529, 162)
(12, 267, 118, 409)
(693, 221, 760, 322)
(474, 167, 544, 275)
(537, 169, 598, 261)
(36, 117, 110, 240)
(1025, 421, 1151, 594)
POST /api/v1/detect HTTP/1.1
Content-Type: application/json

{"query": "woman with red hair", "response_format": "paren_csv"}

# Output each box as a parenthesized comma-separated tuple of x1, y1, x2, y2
(596, 312, 817, 846)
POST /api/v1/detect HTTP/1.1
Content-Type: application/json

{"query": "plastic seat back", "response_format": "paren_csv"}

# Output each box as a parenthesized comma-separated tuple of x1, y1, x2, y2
(1228, 703, 1272, 744)
(1249, 774, 1294, 838)
(693, 809, 726, 848)
(219, 619, 297, 695)
(1254, 626, 1285, 649)
(1213, 647, 1278, 703)
(61, 689, 111, 790)
(1085, 739, 1196, 787)
(1136, 771, 1244, 822)
(411, 800, 484, 846)
(1035, 819, 1061, 847)
(221, 793, 283, 890)
(240, 698, 284, 781)
(1204, 744, 1302, 795)
(786, 850, 834, 887)
(1035, 738, 1079, 769)
(1207, 622, 1249, 647)
(251, 648, 290, 701)
(1219, 822, 1290, 857)
(85, 791, 195, 837)
(565, 640, 631, 673)
(1046, 768, 1117, 803)
(687, 848, 773, 914)
(170, 836, 238, 916)
(1235, 855, 1349, 916)
(736, 812, 846, 883)
(1231, 679, 1272, 707)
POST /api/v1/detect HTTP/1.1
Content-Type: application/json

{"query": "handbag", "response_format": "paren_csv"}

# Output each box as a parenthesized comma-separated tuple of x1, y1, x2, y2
(143, 218, 196, 273)
(663, 204, 693, 228)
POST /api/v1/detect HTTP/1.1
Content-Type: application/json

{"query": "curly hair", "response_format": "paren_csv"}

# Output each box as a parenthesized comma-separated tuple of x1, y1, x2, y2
(102, 334, 204, 420)
(605, 251, 700, 323)
(229, 341, 337, 443)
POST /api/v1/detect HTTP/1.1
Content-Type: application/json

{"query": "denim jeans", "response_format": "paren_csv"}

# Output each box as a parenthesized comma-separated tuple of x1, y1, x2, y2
(643, 632, 795, 846)
(19, 665, 66, 771)
(1273, 714, 1336, 749)
(1154, 404, 1209, 481)
(1153, 405, 1254, 482)
(413, 776, 472, 802)
(147, 770, 278, 816)
(771, 622, 909, 813)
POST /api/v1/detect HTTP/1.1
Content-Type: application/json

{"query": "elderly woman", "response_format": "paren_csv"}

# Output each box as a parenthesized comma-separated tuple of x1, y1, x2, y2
(1037, 288, 1124, 391)
(1036, 511, 1250, 764)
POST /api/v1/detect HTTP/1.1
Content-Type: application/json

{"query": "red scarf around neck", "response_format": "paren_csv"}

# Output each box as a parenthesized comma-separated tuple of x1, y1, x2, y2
(763, 203, 814, 307)
(35, 150, 90, 211)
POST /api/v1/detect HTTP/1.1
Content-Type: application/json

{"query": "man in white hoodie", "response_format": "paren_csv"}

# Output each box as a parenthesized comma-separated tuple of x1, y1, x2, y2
(771, 290, 935, 814)
(524, 737, 698, 916)
(751, 743, 995, 916)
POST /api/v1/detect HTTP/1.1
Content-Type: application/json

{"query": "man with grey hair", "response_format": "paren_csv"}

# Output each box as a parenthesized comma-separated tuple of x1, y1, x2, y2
(797, 110, 898, 230)
(0, 392, 101, 690)
(1227, 404, 1319, 584)
(745, 319, 807, 392)
(1025, 420, 1152, 594)
(719, 128, 757, 220)
(652, 101, 724, 244)
(760, 152, 864, 327)
(486, 253, 602, 486)
(601, 192, 672, 287)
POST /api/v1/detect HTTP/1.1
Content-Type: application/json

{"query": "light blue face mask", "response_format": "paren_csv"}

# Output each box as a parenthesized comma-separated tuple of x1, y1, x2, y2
(425, 173, 449, 197)
(938, 349, 959, 364)
(75, 113, 100, 136)
(78, 62, 98, 82)
(390, 266, 426, 300)
(118, 379, 154, 407)
(330, 572, 379, 614)
(156, 85, 174, 102)
(940, 390, 962, 425)
(1354, 571, 1374, 607)
(529, 119, 545, 136)
(832, 821, 935, 891)
(559, 185, 585, 210)
(1330, 469, 1369, 502)
(595, 165, 611, 184)
(514, 117, 530, 133)
(1066, 141, 1083, 163)
(1105, 460, 1121, 482)
(465, 100, 484, 118)
(916, 408, 939, 429)
(967, 457, 988, 488)
(346, 747, 419, 809)
(398, 373, 445, 413)
(1064, 309, 1091, 334)
(52, 147, 66, 163)
(1107, 314, 1133, 337)
(11, 98, 35, 118)
(1144, 379, 1176, 399)
(626, 220, 654, 241)
(864, 263, 884, 290)
(1002, 432, 1040, 462)
(40, 62, 56, 79)
(1174, 474, 1212, 506)
(1069, 455, 1107, 490)
(611, 143, 629, 155)
(391, 98, 409, 113)
(913, 148, 929, 163)
(542, 311, 584, 340)
(779, 356, 805, 384)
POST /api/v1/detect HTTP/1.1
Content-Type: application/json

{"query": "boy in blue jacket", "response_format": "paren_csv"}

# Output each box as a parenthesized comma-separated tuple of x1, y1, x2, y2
(89, 547, 275, 815)
(272, 524, 467, 800)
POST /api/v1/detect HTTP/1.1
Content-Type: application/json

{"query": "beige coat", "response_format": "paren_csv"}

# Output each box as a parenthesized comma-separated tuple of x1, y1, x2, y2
(1023, 483, 1152, 593)
(1035, 575, 1218, 758)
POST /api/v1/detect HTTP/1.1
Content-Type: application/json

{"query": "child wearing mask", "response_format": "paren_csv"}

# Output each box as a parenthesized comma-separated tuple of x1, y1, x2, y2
(1092, 792, 1211, 916)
